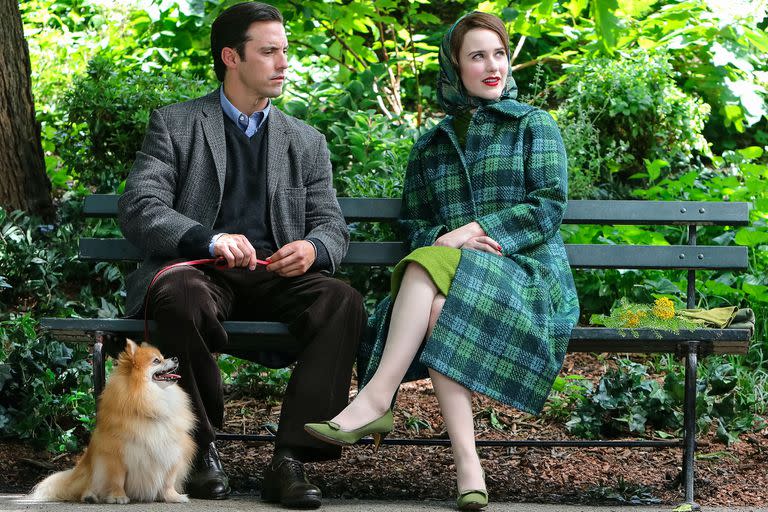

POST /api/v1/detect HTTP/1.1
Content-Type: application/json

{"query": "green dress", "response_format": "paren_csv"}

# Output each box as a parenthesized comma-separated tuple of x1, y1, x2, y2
(390, 246, 461, 298)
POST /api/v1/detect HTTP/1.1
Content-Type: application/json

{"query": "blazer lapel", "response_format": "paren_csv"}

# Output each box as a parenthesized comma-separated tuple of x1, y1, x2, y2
(200, 90, 227, 194)
(266, 108, 290, 203)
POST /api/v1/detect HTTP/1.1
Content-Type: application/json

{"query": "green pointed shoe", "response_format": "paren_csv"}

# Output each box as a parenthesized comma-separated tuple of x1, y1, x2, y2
(456, 489, 488, 510)
(304, 410, 394, 450)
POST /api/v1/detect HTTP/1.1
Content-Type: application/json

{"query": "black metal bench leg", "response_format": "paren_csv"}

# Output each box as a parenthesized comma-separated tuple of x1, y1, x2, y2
(676, 341, 701, 512)
(92, 331, 107, 404)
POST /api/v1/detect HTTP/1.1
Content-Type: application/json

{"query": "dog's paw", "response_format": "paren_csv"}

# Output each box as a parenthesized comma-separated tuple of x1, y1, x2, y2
(104, 494, 130, 504)
(163, 491, 189, 503)
(81, 492, 99, 504)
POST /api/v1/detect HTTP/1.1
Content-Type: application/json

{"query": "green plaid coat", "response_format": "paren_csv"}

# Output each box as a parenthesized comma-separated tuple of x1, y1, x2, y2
(358, 99, 580, 414)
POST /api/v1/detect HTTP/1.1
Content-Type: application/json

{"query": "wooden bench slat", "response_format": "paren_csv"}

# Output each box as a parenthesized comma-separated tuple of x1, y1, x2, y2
(39, 318, 750, 355)
(84, 195, 750, 226)
(78, 238, 748, 270)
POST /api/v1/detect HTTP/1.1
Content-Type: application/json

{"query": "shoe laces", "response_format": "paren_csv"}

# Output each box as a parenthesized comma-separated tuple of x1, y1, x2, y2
(276, 457, 307, 482)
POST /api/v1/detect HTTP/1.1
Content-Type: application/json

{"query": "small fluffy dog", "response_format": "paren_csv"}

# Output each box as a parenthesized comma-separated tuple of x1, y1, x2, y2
(31, 340, 195, 503)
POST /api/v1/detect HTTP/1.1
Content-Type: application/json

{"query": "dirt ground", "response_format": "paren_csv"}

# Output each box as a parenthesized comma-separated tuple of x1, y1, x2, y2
(3, 354, 767, 506)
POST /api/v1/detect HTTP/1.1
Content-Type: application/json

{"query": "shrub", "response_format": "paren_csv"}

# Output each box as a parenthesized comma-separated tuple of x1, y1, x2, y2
(280, 71, 421, 199)
(566, 358, 762, 443)
(554, 101, 631, 199)
(0, 206, 81, 315)
(554, 49, 711, 196)
(0, 314, 95, 451)
(56, 55, 211, 193)
(0, 199, 125, 451)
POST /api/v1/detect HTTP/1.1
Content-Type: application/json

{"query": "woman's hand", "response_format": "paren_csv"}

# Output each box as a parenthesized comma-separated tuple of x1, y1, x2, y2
(434, 221, 486, 248)
(461, 236, 502, 255)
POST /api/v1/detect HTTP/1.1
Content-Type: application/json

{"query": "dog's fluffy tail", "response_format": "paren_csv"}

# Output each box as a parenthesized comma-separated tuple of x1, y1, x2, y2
(30, 468, 87, 502)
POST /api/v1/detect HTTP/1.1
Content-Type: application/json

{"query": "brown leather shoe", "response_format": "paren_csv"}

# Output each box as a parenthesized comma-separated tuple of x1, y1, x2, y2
(262, 456, 321, 509)
(186, 442, 231, 500)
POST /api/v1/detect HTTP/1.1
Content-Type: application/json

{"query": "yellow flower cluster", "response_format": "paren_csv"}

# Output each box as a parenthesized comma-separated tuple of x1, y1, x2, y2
(652, 297, 676, 320)
(621, 310, 647, 328)
(590, 297, 697, 335)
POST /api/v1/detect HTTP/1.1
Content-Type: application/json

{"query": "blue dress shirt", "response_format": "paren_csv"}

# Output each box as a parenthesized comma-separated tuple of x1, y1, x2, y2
(219, 87, 270, 137)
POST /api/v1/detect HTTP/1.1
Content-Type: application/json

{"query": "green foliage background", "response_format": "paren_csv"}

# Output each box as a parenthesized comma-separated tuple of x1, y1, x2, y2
(2, 0, 767, 451)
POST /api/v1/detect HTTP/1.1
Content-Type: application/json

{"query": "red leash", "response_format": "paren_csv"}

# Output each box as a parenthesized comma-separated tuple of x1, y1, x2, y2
(143, 256, 269, 342)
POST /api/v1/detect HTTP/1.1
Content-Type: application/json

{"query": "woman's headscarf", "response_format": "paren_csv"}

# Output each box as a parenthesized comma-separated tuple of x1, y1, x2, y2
(436, 11, 518, 115)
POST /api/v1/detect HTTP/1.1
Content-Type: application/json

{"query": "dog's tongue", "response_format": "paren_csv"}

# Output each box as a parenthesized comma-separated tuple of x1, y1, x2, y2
(164, 373, 181, 380)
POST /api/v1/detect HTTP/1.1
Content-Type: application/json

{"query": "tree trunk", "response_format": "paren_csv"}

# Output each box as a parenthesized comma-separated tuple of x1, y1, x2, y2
(0, 0, 53, 219)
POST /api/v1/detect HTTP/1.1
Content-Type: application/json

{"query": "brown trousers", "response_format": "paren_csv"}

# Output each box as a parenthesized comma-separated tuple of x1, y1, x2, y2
(144, 262, 365, 462)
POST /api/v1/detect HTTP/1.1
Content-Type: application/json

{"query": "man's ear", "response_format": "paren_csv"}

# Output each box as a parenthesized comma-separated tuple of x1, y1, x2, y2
(221, 46, 239, 69)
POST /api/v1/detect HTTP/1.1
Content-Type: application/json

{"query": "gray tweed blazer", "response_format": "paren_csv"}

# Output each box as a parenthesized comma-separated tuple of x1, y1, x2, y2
(118, 90, 348, 317)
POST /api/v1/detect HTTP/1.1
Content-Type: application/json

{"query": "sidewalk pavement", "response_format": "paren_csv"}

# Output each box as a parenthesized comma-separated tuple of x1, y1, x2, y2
(2, 495, 767, 512)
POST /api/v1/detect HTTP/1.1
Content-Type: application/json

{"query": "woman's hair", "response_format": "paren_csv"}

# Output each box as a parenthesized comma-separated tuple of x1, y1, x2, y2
(211, 2, 284, 82)
(449, 12, 510, 69)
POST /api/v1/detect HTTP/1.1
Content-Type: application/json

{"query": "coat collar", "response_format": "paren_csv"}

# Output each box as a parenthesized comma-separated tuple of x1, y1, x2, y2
(201, 90, 227, 193)
(485, 99, 537, 119)
(264, 101, 290, 204)
(200, 88, 292, 203)
(432, 98, 538, 141)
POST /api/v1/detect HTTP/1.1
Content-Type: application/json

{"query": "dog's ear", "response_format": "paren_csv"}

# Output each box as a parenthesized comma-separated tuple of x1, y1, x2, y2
(125, 339, 138, 356)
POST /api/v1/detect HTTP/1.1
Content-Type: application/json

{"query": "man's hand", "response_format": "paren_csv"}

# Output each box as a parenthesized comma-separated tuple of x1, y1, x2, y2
(213, 234, 259, 270)
(434, 221, 486, 249)
(266, 240, 316, 277)
(461, 235, 502, 255)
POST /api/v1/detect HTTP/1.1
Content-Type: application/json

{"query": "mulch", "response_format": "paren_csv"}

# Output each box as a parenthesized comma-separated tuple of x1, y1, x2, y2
(4, 353, 767, 506)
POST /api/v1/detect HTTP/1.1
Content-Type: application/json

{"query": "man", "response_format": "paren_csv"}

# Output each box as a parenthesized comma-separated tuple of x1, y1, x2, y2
(117, 2, 365, 508)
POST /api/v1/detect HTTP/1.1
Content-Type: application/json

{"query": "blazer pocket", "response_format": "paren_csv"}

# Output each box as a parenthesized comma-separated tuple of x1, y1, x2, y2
(275, 187, 307, 240)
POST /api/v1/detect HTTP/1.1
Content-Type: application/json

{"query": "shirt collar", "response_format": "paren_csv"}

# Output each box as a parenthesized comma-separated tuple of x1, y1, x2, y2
(219, 87, 271, 136)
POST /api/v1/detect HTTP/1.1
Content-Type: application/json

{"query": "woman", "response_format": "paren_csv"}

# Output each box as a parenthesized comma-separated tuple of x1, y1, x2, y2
(305, 11, 579, 510)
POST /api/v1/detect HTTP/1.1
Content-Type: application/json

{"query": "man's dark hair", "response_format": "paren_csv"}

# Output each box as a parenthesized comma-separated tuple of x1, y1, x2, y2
(211, 2, 283, 82)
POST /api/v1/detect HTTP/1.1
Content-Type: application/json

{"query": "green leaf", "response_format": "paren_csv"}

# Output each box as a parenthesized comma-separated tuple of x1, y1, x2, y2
(726, 78, 768, 126)
(592, 0, 621, 54)
(538, 0, 556, 15)
(551, 376, 567, 392)
(564, 0, 588, 17)
(489, 409, 505, 431)
(618, 0, 656, 17)
(644, 159, 669, 182)
(715, 418, 740, 445)
(708, 364, 737, 395)
(703, 280, 740, 298)
(734, 227, 768, 247)
(744, 27, 768, 53)
(737, 146, 764, 160)
(743, 282, 768, 301)
(501, 7, 520, 21)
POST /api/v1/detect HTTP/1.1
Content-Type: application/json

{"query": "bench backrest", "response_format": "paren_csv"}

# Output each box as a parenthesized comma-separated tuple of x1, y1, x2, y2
(81, 195, 750, 308)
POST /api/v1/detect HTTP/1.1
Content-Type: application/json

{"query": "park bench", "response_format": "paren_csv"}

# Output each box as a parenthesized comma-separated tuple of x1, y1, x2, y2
(41, 194, 752, 509)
